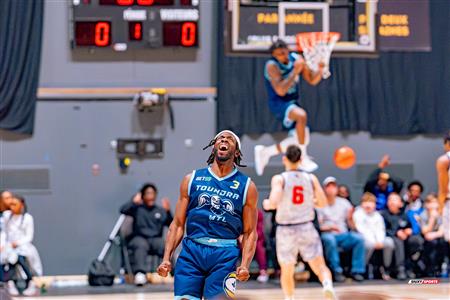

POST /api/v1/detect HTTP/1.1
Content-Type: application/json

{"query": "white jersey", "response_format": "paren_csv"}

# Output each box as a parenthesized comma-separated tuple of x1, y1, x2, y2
(275, 170, 315, 225)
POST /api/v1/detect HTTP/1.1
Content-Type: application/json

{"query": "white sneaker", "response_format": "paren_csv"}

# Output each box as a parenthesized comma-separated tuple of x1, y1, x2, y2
(7, 281, 19, 296)
(300, 155, 318, 172)
(254, 145, 270, 176)
(134, 272, 147, 286)
(256, 274, 269, 283)
(323, 287, 336, 300)
(23, 281, 38, 296)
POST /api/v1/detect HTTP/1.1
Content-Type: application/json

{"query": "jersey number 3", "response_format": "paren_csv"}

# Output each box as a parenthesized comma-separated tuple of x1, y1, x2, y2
(292, 186, 304, 205)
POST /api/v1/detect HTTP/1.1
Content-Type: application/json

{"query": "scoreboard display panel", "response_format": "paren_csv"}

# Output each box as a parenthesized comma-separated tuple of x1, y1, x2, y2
(71, 0, 199, 51)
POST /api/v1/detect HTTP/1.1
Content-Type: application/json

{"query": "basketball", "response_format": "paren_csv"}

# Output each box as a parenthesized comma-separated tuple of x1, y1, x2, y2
(334, 146, 356, 169)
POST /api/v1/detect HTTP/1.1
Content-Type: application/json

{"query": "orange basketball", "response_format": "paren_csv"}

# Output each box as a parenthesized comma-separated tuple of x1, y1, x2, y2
(334, 146, 356, 169)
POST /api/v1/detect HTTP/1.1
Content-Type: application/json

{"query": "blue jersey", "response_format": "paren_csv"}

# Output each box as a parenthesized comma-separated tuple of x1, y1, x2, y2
(186, 167, 251, 244)
(264, 52, 300, 103)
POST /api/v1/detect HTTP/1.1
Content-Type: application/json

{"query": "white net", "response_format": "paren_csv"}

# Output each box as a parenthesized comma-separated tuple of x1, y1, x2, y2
(296, 32, 340, 79)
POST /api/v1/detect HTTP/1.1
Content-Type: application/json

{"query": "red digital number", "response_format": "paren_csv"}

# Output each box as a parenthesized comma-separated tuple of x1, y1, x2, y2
(137, 0, 154, 5)
(292, 186, 304, 205)
(181, 22, 196, 47)
(116, 0, 134, 5)
(129, 22, 142, 40)
(95, 22, 110, 47)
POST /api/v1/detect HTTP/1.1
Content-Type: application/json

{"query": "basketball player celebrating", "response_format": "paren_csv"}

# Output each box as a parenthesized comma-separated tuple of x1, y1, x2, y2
(157, 130, 258, 300)
(263, 145, 335, 300)
(436, 130, 450, 244)
(254, 39, 324, 176)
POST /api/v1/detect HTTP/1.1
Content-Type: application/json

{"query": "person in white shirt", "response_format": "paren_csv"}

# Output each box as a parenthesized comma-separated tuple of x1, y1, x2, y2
(0, 194, 42, 296)
(353, 192, 394, 280)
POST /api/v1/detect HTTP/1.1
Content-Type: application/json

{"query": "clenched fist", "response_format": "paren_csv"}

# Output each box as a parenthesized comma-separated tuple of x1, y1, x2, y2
(236, 266, 250, 281)
(157, 260, 172, 277)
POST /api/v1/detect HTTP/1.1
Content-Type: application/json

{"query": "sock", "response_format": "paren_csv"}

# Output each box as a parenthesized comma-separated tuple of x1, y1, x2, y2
(264, 144, 280, 158)
(322, 278, 333, 290)
(279, 135, 299, 153)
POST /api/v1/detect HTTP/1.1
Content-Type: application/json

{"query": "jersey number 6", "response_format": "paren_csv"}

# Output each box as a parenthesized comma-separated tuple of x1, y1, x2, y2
(292, 186, 304, 205)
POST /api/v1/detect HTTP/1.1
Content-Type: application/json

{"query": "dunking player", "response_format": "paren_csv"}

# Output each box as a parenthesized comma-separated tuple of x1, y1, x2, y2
(255, 39, 323, 175)
(437, 130, 450, 244)
(263, 145, 335, 300)
(157, 130, 258, 299)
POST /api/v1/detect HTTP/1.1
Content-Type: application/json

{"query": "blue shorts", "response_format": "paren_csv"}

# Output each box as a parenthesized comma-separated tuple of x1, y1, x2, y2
(174, 238, 240, 300)
(268, 99, 299, 130)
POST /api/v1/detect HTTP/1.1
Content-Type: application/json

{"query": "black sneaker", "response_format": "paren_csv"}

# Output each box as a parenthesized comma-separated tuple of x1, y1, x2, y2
(351, 273, 364, 282)
(333, 272, 346, 283)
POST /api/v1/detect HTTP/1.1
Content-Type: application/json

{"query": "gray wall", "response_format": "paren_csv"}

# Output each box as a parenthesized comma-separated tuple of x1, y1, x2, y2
(39, 0, 217, 87)
(1, 100, 216, 275)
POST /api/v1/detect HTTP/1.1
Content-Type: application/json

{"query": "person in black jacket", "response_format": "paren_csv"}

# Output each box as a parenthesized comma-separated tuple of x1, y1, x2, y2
(120, 183, 173, 286)
(381, 193, 412, 280)
(364, 155, 404, 211)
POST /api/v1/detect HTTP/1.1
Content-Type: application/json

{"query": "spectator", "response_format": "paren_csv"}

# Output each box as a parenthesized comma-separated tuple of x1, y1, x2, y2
(0, 194, 42, 296)
(120, 183, 173, 286)
(403, 181, 424, 212)
(338, 185, 352, 204)
(380, 193, 412, 280)
(0, 190, 13, 215)
(263, 208, 280, 279)
(317, 177, 365, 282)
(364, 155, 404, 210)
(419, 194, 447, 277)
(255, 209, 269, 283)
(353, 192, 394, 280)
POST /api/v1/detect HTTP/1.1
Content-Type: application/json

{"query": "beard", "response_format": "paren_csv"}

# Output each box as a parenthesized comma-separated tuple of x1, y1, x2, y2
(214, 148, 234, 163)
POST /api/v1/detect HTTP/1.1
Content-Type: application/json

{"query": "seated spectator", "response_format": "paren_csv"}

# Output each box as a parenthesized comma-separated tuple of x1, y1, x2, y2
(318, 177, 365, 282)
(364, 155, 404, 211)
(353, 192, 394, 280)
(381, 193, 412, 280)
(0, 190, 13, 215)
(0, 194, 43, 296)
(403, 181, 424, 212)
(338, 184, 352, 204)
(120, 183, 173, 286)
(263, 208, 280, 278)
(419, 194, 447, 277)
(255, 209, 269, 283)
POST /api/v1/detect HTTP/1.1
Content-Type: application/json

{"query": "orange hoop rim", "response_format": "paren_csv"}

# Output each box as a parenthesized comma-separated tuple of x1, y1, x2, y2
(296, 32, 341, 51)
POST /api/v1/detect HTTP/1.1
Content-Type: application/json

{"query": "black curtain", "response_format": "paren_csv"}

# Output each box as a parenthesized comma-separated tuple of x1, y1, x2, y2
(217, 0, 450, 136)
(0, 0, 44, 135)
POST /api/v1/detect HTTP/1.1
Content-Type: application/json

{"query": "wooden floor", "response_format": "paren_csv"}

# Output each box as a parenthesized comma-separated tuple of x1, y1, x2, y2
(19, 282, 450, 300)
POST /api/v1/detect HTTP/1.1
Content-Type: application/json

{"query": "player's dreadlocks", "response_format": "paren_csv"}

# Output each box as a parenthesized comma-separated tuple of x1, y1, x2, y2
(203, 137, 246, 167)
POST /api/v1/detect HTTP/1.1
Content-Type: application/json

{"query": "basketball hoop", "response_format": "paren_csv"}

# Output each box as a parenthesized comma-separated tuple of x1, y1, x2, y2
(296, 32, 340, 79)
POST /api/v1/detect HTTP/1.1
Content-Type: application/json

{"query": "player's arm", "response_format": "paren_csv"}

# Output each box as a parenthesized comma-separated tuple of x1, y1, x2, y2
(267, 60, 303, 97)
(236, 181, 258, 281)
(157, 173, 191, 277)
(263, 175, 284, 210)
(301, 63, 323, 86)
(310, 174, 327, 208)
(436, 155, 449, 213)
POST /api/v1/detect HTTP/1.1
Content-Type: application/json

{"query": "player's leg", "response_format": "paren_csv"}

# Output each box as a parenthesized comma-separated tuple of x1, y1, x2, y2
(174, 239, 205, 300)
(307, 256, 335, 300)
(298, 223, 335, 300)
(287, 106, 307, 145)
(203, 246, 240, 299)
(443, 200, 450, 244)
(276, 226, 298, 300)
(279, 263, 296, 300)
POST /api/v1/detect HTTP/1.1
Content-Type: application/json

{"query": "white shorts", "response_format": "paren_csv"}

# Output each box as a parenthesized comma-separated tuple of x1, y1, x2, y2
(444, 200, 450, 242)
(276, 221, 323, 265)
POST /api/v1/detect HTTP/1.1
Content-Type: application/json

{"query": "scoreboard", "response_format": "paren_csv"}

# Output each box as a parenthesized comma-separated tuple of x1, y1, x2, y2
(70, 0, 200, 51)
